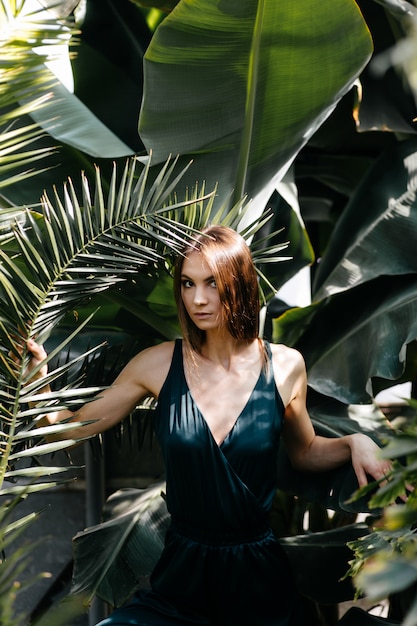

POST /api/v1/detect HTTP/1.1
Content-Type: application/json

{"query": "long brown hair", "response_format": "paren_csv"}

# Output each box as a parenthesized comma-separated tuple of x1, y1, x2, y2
(173, 225, 260, 353)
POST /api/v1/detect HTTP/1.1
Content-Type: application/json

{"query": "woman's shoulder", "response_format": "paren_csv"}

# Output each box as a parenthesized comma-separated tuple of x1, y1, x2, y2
(267, 342, 307, 407)
(142, 339, 177, 360)
(268, 342, 305, 370)
(126, 340, 178, 396)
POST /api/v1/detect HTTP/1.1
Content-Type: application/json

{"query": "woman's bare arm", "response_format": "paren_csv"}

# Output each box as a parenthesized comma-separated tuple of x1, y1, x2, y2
(26, 339, 174, 441)
(272, 344, 391, 488)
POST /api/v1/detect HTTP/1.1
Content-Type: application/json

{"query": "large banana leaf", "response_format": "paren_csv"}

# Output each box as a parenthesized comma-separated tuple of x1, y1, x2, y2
(71, 482, 169, 608)
(70, 0, 151, 152)
(0, 0, 133, 158)
(26, 68, 133, 158)
(274, 274, 417, 403)
(139, 0, 373, 214)
(357, 0, 417, 135)
(313, 139, 417, 299)
(272, 137, 417, 403)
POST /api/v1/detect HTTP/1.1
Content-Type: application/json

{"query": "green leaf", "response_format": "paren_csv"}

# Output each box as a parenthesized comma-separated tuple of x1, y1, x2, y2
(280, 523, 369, 603)
(358, 555, 417, 598)
(139, 0, 373, 214)
(313, 139, 417, 299)
(7, 439, 89, 461)
(3, 463, 71, 477)
(274, 274, 417, 403)
(70, 0, 151, 152)
(25, 68, 134, 158)
(383, 504, 417, 531)
(382, 435, 417, 460)
(71, 482, 169, 608)
(0, 480, 75, 496)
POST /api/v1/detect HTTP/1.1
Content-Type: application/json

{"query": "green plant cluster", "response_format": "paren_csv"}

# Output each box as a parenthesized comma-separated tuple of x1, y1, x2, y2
(347, 400, 417, 625)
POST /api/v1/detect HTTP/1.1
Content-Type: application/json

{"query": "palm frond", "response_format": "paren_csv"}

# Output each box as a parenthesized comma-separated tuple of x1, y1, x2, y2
(0, 155, 218, 512)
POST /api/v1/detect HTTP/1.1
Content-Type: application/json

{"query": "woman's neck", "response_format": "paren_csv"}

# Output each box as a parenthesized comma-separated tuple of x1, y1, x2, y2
(199, 333, 261, 370)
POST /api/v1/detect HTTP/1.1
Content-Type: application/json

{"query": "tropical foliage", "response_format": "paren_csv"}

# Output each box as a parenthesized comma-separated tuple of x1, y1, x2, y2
(1, 0, 417, 624)
(346, 401, 417, 626)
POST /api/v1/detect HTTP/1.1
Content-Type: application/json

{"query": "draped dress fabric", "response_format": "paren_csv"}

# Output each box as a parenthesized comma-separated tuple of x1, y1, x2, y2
(97, 339, 301, 626)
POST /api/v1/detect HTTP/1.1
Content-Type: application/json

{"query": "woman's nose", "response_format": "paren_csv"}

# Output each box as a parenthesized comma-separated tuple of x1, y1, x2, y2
(193, 286, 208, 304)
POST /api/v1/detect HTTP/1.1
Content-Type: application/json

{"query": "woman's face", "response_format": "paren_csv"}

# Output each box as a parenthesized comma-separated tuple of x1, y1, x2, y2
(180, 252, 222, 331)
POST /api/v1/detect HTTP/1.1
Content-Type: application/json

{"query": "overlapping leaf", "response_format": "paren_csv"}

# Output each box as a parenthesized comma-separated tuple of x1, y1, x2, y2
(274, 274, 417, 403)
(71, 482, 169, 608)
(313, 139, 417, 299)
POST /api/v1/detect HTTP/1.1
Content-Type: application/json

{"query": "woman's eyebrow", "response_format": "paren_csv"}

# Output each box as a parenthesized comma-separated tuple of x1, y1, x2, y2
(181, 273, 215, 282)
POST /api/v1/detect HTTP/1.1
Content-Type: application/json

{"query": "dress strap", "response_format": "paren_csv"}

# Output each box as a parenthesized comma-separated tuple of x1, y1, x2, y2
(263, 339, 272, 359)
(154, 338, 183, 404)
(169, 338, 184, 383)
(173, 337, 183, 359)
(263, 340, 285, 413)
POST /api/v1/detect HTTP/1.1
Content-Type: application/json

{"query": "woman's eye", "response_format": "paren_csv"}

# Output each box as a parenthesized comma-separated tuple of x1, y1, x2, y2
(182, 279, 193, 288)
(210, 280, 217, 288)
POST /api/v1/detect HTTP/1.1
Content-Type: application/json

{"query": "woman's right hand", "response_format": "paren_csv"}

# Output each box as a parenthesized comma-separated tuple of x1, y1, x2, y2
(25, 338, 48, 383)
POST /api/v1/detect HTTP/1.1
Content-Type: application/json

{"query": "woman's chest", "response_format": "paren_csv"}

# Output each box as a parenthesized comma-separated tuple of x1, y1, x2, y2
(187, 368, 262, 446)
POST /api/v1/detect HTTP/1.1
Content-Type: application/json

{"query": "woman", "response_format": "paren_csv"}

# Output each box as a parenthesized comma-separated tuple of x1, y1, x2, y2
(27, 225, 390, 625)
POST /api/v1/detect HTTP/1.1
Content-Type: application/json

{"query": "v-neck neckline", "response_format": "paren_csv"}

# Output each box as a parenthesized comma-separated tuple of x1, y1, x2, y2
(181, 355, 263, 448)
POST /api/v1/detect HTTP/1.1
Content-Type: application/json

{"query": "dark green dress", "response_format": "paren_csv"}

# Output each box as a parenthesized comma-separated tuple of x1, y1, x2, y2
(98, 339, 301, 625)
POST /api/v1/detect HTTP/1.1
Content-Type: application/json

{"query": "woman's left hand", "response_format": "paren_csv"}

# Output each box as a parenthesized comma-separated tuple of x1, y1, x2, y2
(348, 433, 392, 488)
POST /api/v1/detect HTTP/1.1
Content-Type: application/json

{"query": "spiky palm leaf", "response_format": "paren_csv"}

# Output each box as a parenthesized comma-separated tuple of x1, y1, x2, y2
(0, 157, 193, 490)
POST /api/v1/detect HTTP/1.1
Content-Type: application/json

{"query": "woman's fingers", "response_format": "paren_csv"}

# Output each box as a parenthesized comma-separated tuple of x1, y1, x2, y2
(25, 339, 48, 379)
(7, 334, 49, 383)
(27, 338, 47, 361)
